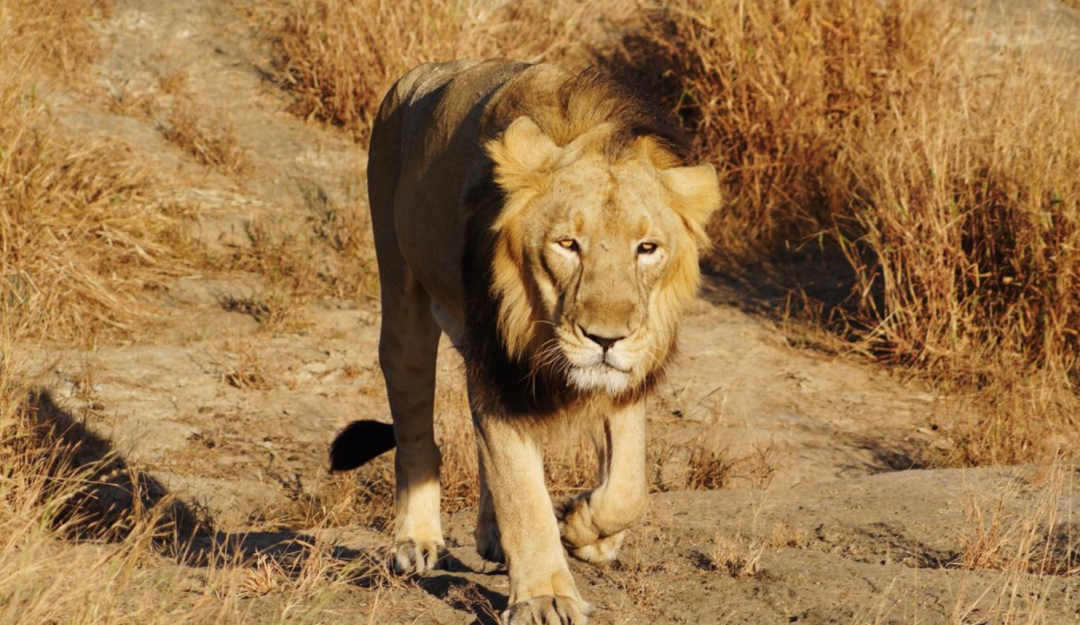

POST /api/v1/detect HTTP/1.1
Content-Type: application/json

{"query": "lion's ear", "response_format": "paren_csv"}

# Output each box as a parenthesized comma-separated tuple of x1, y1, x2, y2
(486, 117, 560, 195)
(661, 164, 721, 248)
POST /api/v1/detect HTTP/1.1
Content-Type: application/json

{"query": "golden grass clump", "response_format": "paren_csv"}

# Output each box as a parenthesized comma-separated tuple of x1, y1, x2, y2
(625, 0, 1080, 464)
(0, 0, 111, 76)
(1, 2, 198, 343)
(162, 103, 249, 175)
(269, 0, 632, 138)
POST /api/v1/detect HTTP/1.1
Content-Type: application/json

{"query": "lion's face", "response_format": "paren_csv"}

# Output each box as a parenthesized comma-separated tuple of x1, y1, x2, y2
(529, 153, 691, 394)
(487, 117, 721, 397)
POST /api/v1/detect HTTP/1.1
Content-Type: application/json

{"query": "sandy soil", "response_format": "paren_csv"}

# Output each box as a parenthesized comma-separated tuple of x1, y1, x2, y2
(25, 0, 1080, 622)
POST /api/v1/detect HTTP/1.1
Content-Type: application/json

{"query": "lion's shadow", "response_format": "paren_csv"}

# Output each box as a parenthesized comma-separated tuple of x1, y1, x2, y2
(22, 389, 504, 622)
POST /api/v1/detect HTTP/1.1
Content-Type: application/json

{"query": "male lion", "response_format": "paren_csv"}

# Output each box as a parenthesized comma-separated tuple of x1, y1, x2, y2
(331, 60, 720, 624)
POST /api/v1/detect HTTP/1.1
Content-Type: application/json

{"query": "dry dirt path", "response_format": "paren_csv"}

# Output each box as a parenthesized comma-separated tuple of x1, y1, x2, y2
(25, 0, 1080, 622)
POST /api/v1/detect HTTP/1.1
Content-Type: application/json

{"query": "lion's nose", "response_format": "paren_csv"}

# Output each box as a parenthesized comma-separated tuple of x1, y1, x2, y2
(580, 326, 626, 352)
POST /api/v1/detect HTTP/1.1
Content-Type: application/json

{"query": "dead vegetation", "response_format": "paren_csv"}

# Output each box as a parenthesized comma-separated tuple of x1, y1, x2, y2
(1, 0, 199, 343)
(267, 0, 634, 139)
(0, 2, 365, 621)
(1, 0, 110, 77)
(945, 463, 1080, 624)
(151, 68, 249, 174)
(617, 0, 1080, 466)
(162, 102, 249, 175)
(268, 0, 1080, 467)
(0, 340, 394, 623)
(958, 464, 1079, 577)
(1, 346, 186, 622)
(214, 186, 380, 325)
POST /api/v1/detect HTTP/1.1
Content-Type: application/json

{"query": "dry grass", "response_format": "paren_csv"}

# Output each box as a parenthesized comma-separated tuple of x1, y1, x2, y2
(0, 333, 397, 623)
(613, 0, 1080, 465)
(268, 0, 635, 139)
(1, 0, 200, 344)
(1, 0, 110, 76)
(958, 466, 1078, 577)
(214, 184, 380, 329)
(219, 341, 276, 391)
(1, 341, 186, 622)
(155, 69, 248, 175)
(947, 463, 1078, 624)
(0, 3, 377, 621)
(162, 102, 249, 175)
(700, 533, 763, 578)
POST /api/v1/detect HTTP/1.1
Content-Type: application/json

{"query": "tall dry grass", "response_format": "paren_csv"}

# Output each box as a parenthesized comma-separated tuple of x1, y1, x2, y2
(614, 0, 1080, 465)
(0, 3, 373, 622)
(948, 463, 1078, 623)
(1, 0, 199, 343)
(269, 0, 635, 138)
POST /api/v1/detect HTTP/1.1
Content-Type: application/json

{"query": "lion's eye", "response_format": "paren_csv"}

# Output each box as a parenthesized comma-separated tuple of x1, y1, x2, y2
(638, 242, 659, 255)
(557, 238, 579, 253)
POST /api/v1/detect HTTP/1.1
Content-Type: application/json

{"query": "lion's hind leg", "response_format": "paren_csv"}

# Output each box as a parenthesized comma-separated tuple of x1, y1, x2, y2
(376, 273, 445, 574)
(368, 93, 448, 574)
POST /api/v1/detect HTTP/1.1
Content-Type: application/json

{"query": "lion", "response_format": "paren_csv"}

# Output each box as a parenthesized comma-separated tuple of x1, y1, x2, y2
(329, 59, 720, 624)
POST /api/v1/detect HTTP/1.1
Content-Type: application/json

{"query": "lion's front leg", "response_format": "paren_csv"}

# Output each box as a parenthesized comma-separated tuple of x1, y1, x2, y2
(559, 400, 647, 565)
(474, 415, 590, 625)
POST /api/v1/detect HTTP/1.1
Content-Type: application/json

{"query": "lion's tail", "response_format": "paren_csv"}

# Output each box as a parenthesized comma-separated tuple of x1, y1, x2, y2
(329, 420, 397, 472)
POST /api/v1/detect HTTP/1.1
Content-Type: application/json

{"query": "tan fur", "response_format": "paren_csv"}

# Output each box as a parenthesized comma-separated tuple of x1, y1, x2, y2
(367, 60, 720, 625)
(486, 122, 718, 387)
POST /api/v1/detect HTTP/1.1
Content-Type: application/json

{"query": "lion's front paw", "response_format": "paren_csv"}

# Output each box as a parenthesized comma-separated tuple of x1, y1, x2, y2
(502, 595, 588, 625)
(567, 530, 625, 565)
(557, 496, 625, 565)
(391, 538, 444, 574)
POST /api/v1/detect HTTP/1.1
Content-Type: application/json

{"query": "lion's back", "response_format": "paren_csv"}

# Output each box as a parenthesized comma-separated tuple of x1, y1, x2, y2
(367, 59, 532, 324)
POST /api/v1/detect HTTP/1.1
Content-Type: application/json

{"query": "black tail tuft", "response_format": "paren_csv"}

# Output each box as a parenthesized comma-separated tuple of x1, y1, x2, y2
(329, 420, 397, 472)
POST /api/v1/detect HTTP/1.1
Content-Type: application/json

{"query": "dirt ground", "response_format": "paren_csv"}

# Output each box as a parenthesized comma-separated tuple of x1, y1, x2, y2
(24, 0, 1080, 622)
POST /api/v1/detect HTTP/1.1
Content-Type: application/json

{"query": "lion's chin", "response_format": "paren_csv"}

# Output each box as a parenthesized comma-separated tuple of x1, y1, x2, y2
(567, 364, 633, 396)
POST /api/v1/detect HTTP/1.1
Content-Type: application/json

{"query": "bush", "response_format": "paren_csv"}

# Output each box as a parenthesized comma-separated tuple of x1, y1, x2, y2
(622, 0, 1080, 463)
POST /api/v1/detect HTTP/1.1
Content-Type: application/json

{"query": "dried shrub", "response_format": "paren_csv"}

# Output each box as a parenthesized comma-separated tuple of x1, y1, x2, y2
(268, 0, 634, 139)
(1, 2, 198, 342)
(620, 0, 1080, 464)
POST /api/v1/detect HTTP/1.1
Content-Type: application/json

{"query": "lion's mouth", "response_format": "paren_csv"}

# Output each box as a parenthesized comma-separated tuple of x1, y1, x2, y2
(601, 359, 631, 374)
(566, 362, 633, 394)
